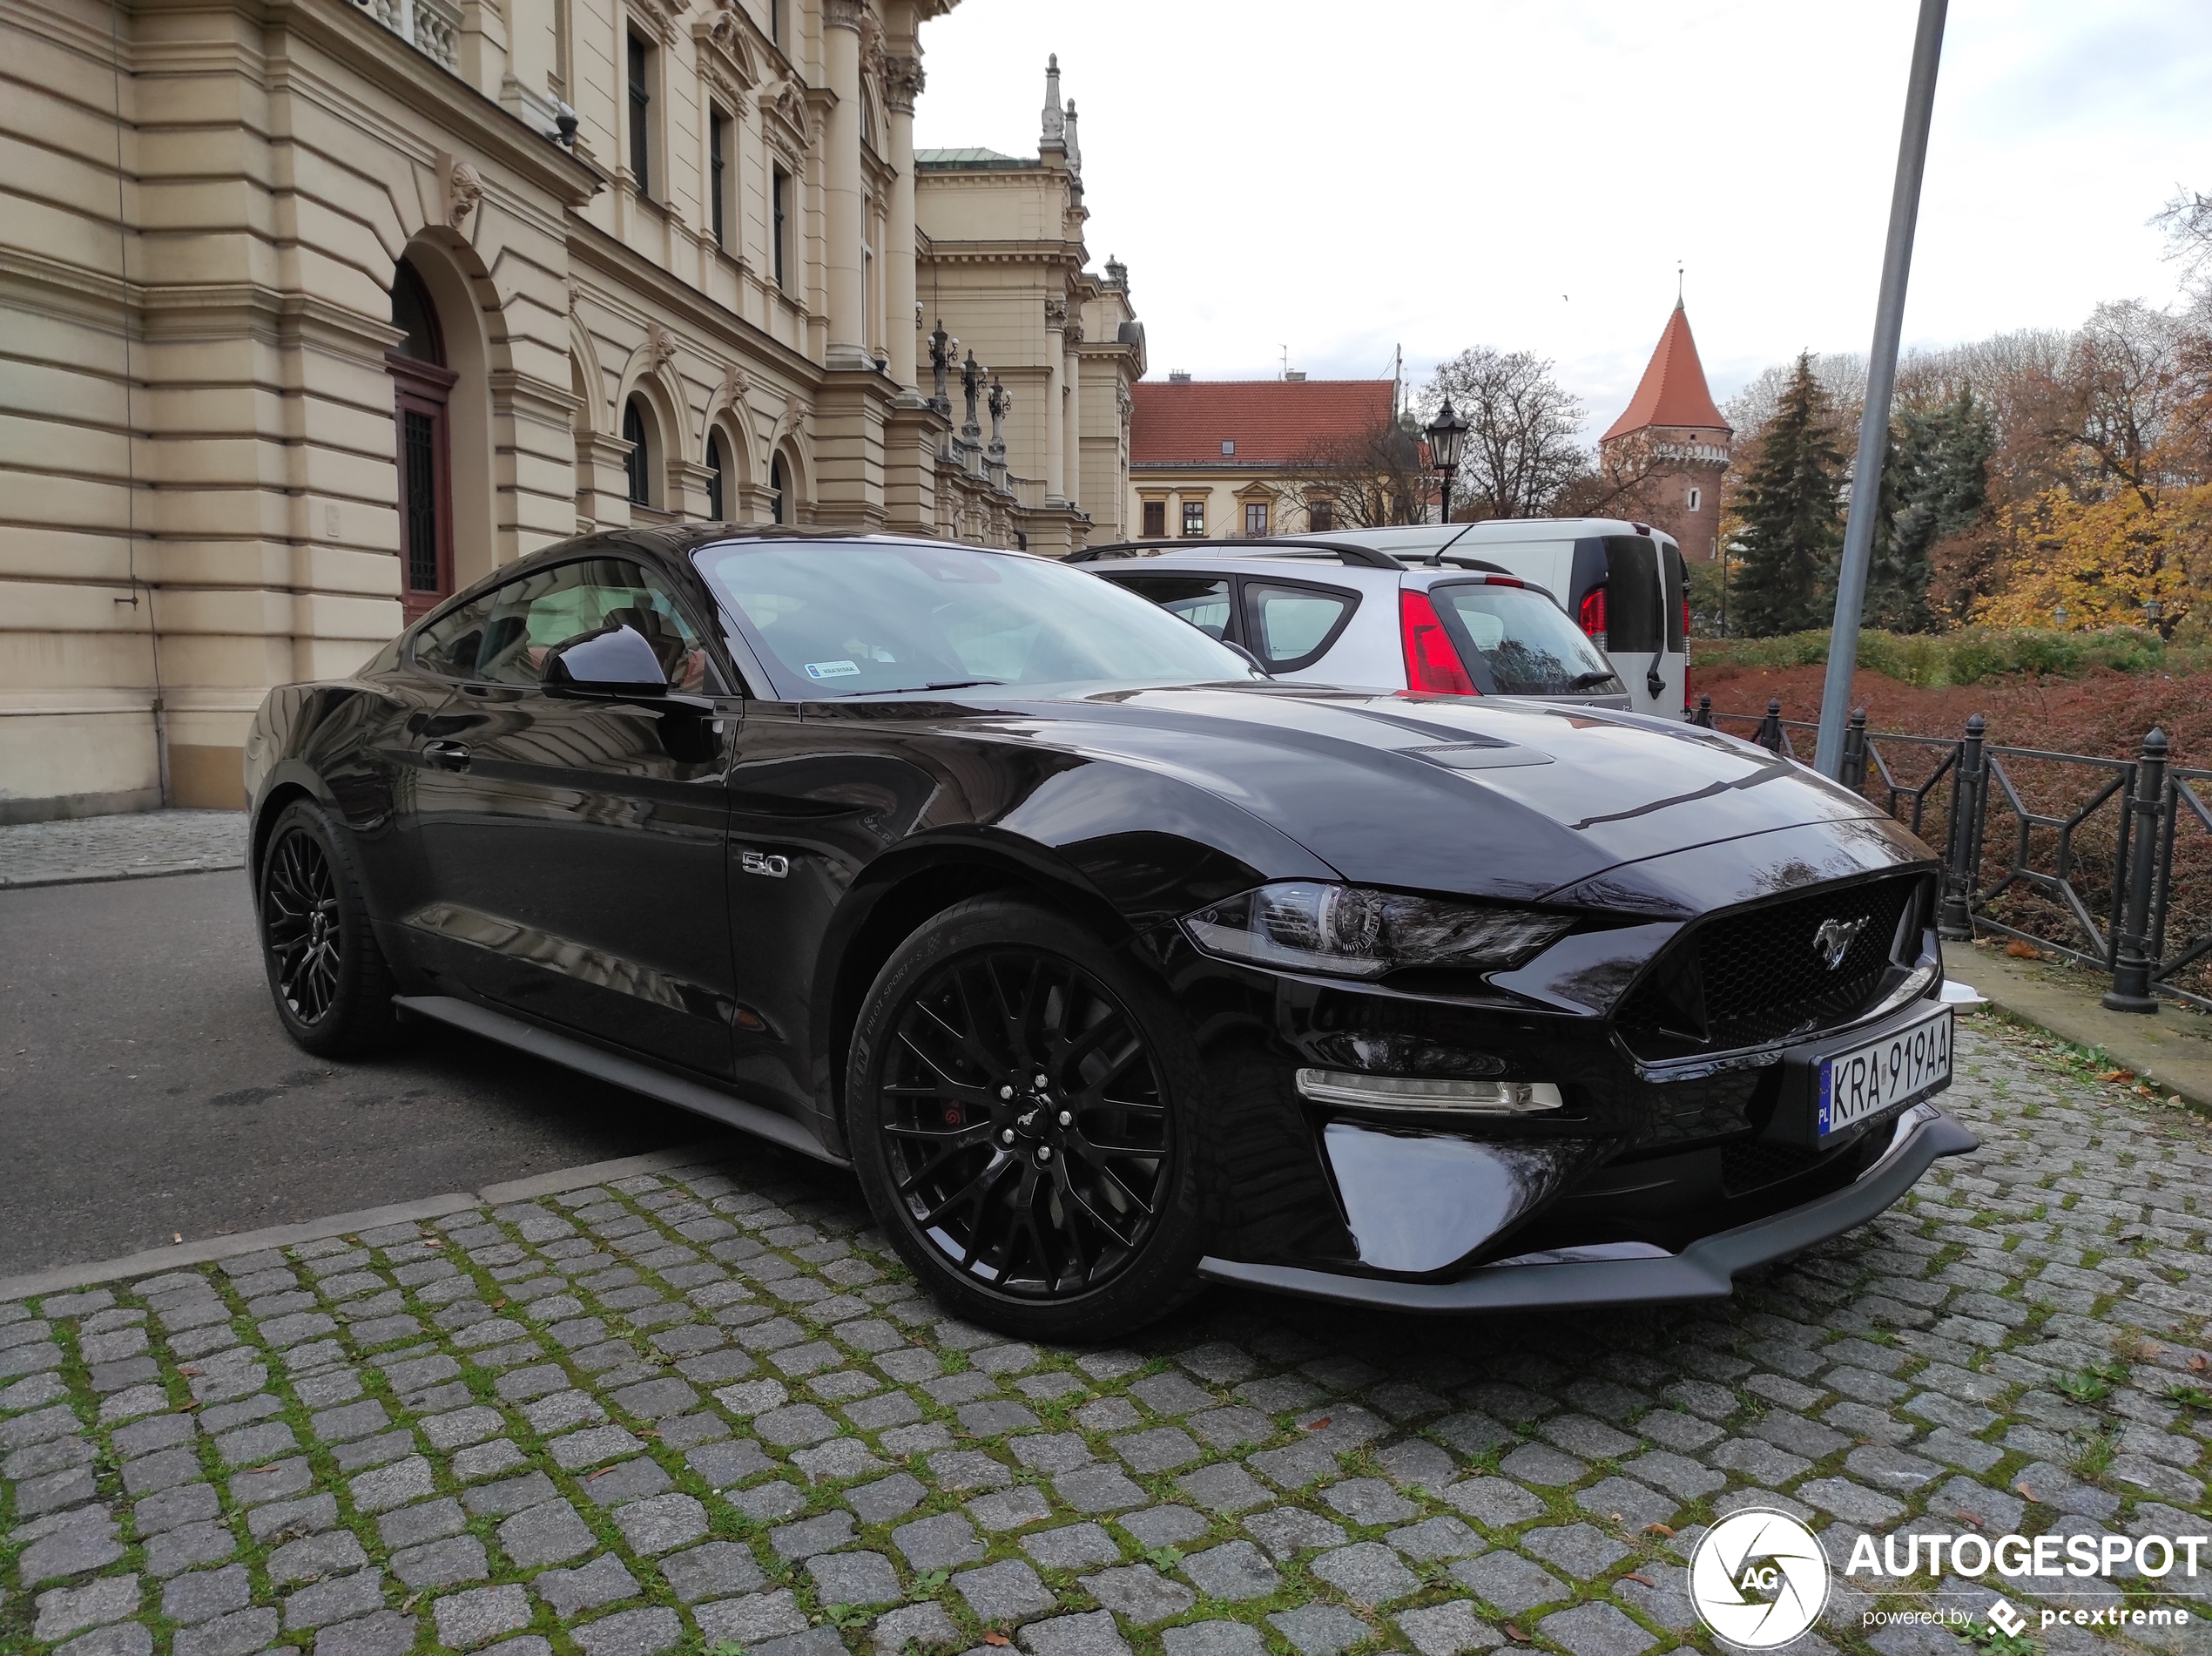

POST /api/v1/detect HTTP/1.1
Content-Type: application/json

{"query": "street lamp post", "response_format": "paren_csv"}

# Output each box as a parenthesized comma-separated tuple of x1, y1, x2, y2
(1425, 398, 1467, 527)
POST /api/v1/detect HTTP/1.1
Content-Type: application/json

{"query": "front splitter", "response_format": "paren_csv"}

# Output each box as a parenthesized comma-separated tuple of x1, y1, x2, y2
(1197, 1101, 1976, 1314)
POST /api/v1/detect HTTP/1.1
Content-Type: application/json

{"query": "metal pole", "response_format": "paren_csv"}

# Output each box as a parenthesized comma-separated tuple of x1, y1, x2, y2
(2102, 727, 2168, 1014)
(1814, 0, 1949, 779)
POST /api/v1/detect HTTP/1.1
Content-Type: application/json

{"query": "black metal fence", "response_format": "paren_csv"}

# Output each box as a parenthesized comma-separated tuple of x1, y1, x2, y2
(1689, 696, 2212, 1016)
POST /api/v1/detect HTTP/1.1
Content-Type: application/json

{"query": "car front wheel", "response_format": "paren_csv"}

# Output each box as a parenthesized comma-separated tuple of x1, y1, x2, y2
(257, 798, 398, 1057)
(846, 897, 1207, 1341)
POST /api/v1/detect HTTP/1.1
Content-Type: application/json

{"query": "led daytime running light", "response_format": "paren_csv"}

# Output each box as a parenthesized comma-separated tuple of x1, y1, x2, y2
(1295, 1070, 1564, 1114)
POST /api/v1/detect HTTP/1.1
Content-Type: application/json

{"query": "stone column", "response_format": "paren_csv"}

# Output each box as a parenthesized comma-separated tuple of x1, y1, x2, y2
(1062, 322, 1082, 511)
(882, 52, 922, 389)
(822, 0, 867, 368)
(1042, 297, 1066, 505)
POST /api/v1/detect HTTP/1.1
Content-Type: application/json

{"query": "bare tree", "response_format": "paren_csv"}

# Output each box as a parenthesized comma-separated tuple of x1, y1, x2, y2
(1419, 348, 1587, 519)
(2155, 187, 2212, 314)
(1271, 418, 1430, 531)
(1552, 429, 1674, 522)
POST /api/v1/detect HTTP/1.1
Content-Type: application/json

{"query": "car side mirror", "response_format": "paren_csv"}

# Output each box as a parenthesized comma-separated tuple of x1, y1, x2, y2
(542, 623, 670, 696)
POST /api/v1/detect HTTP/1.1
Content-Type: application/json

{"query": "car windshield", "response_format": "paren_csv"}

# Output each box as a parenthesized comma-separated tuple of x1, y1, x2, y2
(694, 540, 1259, 699)
(1433, 582, 1621, 695)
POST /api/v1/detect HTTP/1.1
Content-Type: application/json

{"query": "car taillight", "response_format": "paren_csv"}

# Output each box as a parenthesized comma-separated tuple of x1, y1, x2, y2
(1577, 586, 1608, 652)
(1399, 591, 1476, 696)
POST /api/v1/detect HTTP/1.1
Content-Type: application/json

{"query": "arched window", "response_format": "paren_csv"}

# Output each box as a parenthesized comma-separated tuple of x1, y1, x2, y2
(388, 256, 456, 620)
(623, 397, 653, 506)
(705, 431, 728, 520)
(769, 452, 789, 524)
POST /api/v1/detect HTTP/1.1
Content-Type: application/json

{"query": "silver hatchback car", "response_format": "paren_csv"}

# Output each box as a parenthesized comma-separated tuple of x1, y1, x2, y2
(1069, 538, 1632, 708)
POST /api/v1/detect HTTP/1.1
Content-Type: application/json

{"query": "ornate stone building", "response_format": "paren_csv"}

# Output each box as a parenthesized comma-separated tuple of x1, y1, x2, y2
(1600, 301, 1733, 561)
(1, 0, 1140, 821)
(914, 56, 1144, 546)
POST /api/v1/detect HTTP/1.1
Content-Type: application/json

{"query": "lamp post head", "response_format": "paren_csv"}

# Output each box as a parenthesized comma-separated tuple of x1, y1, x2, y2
(1424, 396, 1468, 473)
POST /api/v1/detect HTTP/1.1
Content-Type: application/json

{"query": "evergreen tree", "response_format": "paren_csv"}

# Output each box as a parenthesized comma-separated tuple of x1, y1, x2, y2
(1731, 353, 1846, 635)
(1868, 388, 1993, 632)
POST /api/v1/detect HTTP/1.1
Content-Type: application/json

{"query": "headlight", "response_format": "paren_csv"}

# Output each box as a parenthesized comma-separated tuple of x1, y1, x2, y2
(1181, 882, 1574, 979)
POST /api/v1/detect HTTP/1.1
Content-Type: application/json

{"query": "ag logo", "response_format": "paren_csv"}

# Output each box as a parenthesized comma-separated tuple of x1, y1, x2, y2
(1689, 1508, 1831, 1648)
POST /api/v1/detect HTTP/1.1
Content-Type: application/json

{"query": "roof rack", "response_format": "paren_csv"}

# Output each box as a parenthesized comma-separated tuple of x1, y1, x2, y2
(1068, 537, 1403, 570)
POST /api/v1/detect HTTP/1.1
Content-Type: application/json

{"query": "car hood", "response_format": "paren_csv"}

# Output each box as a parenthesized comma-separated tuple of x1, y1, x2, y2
(921, 683, 1894, 904)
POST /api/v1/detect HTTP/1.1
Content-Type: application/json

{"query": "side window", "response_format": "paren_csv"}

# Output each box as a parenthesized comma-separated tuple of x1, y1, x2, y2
(475, 558, 717, 691)
(1107, 575, 1232, 639)
(1243, 582, 1355, 670)
(412, 596, 490, 679)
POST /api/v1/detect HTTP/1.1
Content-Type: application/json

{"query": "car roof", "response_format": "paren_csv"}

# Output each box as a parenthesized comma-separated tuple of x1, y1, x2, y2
(1295, 519, 1681, 553)
(1069, 537, 1404, 569)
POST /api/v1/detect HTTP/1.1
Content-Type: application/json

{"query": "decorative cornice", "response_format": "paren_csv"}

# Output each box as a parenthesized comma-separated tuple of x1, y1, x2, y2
(823, 0, 864, 30)
(696, 0, 760, 100)
(626, 0, 687, 47)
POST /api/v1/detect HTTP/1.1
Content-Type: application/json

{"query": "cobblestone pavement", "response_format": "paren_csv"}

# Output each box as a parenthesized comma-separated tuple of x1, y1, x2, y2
(5, 1016, 2209, 1656)
(0, 813, 247, 889)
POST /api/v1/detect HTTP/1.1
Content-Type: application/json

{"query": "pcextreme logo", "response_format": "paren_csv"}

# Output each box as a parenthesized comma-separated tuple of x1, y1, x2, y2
(1690, 1510, 1831, 1648)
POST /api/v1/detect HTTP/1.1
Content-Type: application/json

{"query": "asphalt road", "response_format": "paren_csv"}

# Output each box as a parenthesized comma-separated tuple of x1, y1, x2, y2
(0, 869, 737, 1275)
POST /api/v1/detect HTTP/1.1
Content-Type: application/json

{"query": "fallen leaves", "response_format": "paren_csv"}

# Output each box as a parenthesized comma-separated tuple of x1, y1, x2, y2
(1624, 1573, 1656, 1588)
(2016, 1481, 2039, 1503)
(981, 1635, 1010, 1647)
(2189, 1354, 2208, 1373)
(2006, 940, 2042, 959)
(1957, 1511, 1984, 1527)
(1505, 1626, 1532, 1644)
(1305, 1416, 1332, 1431)
(1645, 1522, 1676, 1537)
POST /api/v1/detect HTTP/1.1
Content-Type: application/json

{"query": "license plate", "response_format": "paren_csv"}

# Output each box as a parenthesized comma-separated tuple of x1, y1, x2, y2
(1818, 1007, 1952, 1139)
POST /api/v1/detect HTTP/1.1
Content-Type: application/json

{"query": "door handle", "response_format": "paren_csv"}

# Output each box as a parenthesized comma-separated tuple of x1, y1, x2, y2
(423, 740, 471, 771)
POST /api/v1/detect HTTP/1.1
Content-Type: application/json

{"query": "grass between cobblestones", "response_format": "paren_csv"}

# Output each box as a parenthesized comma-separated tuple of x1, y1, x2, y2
(4, 1013, 2210, 1656)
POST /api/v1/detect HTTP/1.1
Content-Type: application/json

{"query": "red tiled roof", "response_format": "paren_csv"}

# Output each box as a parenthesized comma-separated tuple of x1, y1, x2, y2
(1602, 303, 1730, 443)
(1130, 378, 1396, 465)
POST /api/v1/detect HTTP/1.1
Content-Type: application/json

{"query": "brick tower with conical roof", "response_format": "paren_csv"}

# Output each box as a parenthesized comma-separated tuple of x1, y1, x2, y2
(1601, 301, 1732, 561)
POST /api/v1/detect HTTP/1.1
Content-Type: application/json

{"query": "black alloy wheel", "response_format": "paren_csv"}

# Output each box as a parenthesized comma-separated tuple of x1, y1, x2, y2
(263, 828, 341, 1024)
(850, 898, 1205, 1339)
(256, 798, 397, 1056)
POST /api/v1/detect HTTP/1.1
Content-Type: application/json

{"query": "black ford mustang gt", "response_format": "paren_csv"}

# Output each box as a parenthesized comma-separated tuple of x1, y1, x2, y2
(245, 526, 1972, 1339)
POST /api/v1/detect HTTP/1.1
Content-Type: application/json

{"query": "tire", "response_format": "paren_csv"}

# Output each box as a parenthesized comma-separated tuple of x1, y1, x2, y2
(846, 897, 1208, 1342)
(256, 798, 399, 1058)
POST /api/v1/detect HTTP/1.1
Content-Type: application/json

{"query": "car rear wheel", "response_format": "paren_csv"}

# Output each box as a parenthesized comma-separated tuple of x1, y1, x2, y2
(847, 897, 1207, 1341)
(258, 798, 398, 1057)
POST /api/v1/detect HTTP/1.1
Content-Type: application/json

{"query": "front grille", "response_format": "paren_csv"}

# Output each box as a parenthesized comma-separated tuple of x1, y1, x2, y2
(1618, 874, 1923, 1051)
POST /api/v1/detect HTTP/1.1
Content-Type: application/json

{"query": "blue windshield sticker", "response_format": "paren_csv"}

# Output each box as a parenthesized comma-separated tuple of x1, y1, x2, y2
(804, 659, 861, 679)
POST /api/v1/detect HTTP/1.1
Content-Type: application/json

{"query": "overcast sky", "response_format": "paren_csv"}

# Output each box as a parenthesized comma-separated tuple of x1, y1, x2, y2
(912, 0, 2212, 438)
